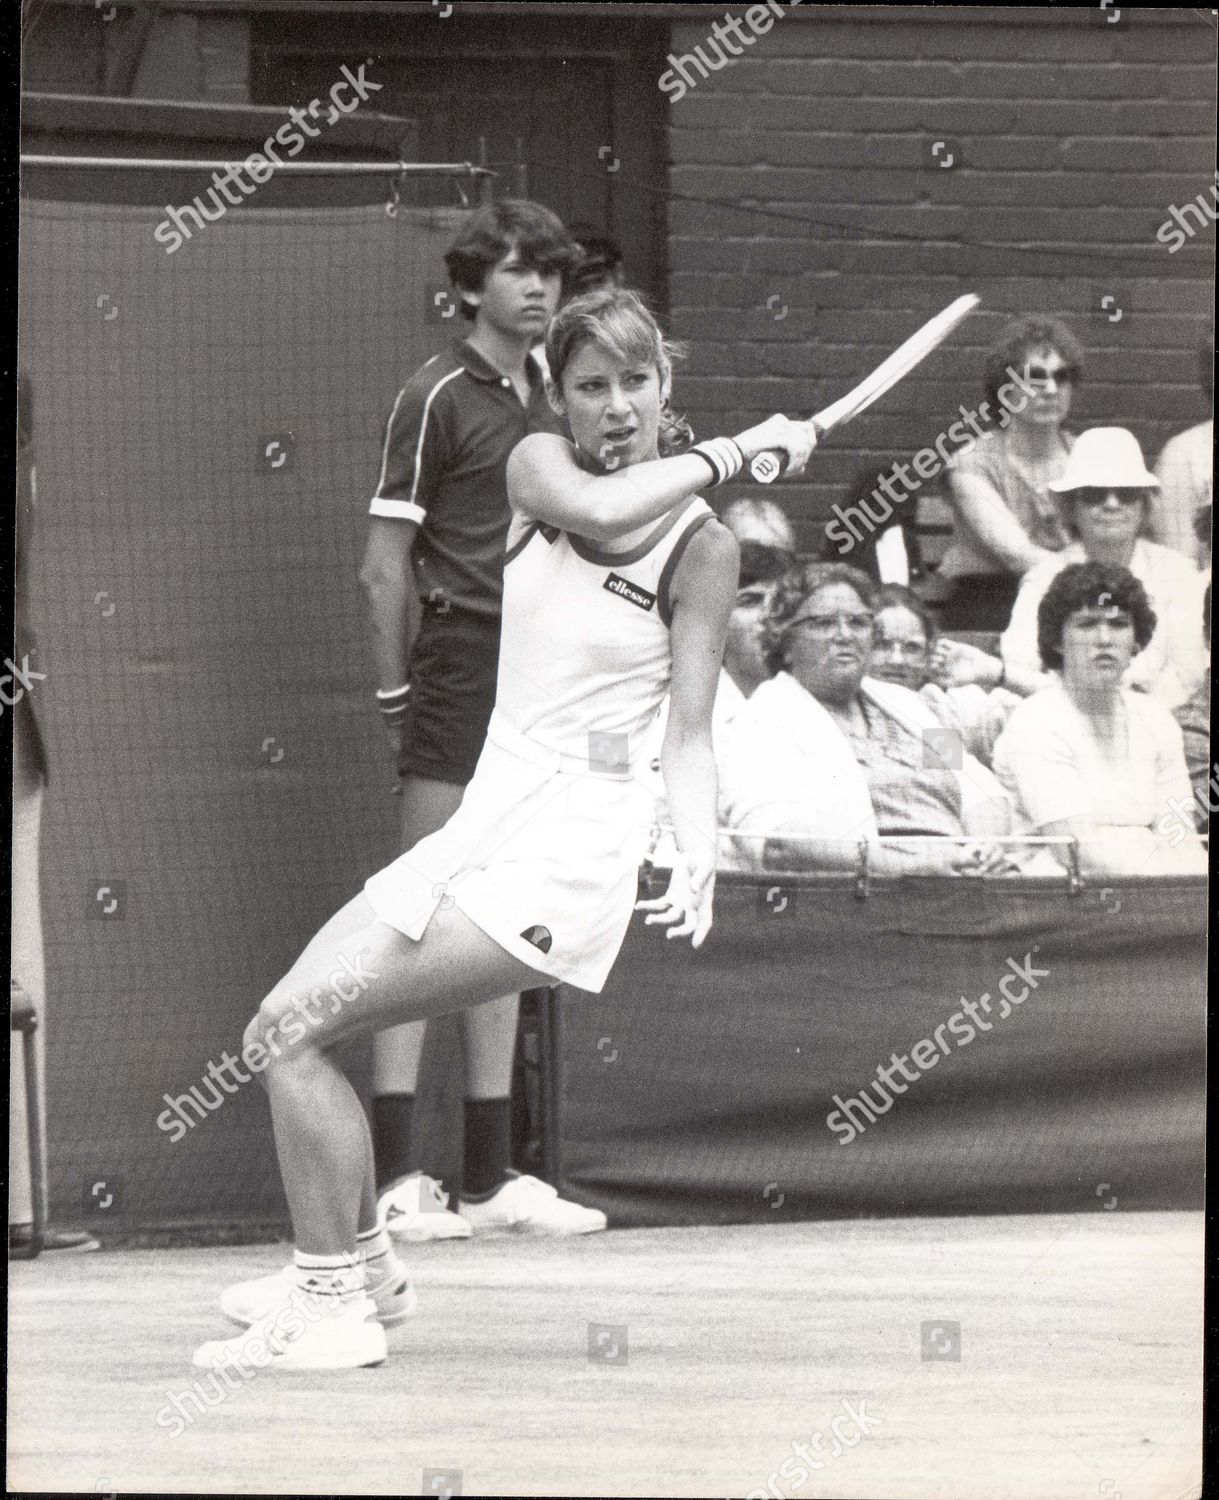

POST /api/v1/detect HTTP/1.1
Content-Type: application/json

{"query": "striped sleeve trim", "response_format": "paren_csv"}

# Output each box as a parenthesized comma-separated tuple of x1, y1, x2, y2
(369, 497, 427, 523)
(370, 365, 464, 512)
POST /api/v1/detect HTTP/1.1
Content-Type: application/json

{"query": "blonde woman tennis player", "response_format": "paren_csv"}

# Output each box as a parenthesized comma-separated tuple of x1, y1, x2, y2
(193, 287, 815, 1371)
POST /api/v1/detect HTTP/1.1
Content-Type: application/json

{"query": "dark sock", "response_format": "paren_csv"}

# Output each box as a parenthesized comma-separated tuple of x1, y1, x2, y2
(463, 1096, 512, 1199)
(372, 1093, 415, 1191)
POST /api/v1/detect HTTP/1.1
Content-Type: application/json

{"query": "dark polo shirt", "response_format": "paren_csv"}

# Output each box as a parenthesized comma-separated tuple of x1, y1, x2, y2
(368, 338, 564, 618)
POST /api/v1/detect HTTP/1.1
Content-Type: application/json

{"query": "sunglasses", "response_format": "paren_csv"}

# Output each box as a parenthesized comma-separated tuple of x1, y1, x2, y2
(1022, 362, 1078, 390)
(1070, 488, 1147, 508)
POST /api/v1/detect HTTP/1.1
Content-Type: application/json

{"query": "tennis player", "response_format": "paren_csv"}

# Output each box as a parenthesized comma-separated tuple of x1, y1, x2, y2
(360, 198, 606, 1242)
(195, 287, 816, 1371)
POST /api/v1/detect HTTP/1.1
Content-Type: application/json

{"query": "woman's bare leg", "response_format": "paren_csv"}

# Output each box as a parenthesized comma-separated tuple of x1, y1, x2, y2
(245, 893, 548, 1256)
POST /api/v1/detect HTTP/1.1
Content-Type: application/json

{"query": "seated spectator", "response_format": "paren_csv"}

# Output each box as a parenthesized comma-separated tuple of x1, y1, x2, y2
(1000, 428, 1207, 707)
(940, 315, 1081, 630)
(1150, 342, 1213, 565)
(1195, 503, 1212, 573)
(870, 585, 1022, 766)
(993, 562, 1206, 876)
(718, 562, 1020, 875)
(821, 458, 922, 585)
(567, 225, 626, 296)
(1173, 582, 1212, 832)
(720, 497, 796, 696)
(643, 500, 793, 865)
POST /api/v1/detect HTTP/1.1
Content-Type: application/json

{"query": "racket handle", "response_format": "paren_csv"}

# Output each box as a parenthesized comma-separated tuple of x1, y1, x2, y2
(748, 450, 785, 485)
(748, 421, 824, 484)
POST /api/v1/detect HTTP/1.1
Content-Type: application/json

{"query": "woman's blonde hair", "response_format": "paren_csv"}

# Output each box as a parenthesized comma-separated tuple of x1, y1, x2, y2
(545, 287, 694, 456)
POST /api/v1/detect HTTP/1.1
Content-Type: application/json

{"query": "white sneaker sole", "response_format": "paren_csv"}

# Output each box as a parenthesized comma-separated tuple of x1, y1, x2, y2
(462, 1217, 607, 1238)
(219, 1277, 418, 1330)
(384, 1217, 473, 1243)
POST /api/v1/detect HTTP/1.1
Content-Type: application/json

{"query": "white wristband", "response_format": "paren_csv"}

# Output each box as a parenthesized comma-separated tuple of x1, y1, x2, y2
(689, 437, 744, 487)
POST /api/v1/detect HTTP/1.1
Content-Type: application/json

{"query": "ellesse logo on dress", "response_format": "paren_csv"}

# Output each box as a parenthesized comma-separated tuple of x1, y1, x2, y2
(603, 573, 656, 611)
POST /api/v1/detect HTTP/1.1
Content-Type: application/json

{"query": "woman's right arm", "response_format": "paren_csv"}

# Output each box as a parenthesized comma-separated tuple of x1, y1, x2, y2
(998, 569, 1054, 696)
(946, 470, 1056, 576)
(506, 415, 815, 543)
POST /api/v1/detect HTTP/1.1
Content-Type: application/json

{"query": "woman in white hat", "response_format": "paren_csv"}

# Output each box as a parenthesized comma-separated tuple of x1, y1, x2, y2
(997, 428, 1208, 707)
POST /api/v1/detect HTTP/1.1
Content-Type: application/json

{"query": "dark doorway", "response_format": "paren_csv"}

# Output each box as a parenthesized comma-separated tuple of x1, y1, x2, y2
(251, 10, 670, 309)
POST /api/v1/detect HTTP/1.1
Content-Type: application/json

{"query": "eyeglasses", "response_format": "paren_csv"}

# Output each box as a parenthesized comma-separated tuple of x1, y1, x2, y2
(1070, 489, 1146, 508)
(1022, 362, 1078, 391)
(788, 611, 876, 637)
(876, 638, 929, 658)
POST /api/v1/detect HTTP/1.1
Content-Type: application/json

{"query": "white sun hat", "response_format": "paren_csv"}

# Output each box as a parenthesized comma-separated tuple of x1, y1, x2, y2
(1047, 427, 1159, 492)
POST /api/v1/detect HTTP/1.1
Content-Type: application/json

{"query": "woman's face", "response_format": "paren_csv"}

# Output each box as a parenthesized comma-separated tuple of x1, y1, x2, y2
(784, 582, 874, 706)
(1071, 488, 1145, 560)
(871, 604, 931, 691)
(725, 580, 774, 691)
(1009, 342, 1074, 432)
(554, 340, 664, 470)
(1059, 602, 1137, 689)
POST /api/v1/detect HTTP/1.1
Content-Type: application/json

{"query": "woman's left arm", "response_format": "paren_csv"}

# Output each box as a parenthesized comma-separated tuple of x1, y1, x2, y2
(637, 521, 738, 946)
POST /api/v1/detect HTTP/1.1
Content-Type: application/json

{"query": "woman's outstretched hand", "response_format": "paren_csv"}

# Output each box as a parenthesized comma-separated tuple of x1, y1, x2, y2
(635, 846, 716, 948)
(930, 637, 1003, 690)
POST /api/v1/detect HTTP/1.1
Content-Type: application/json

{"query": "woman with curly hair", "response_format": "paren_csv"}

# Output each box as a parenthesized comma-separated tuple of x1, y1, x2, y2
(940, 315, 1082, 629)
(993, 561, 1205, 876)
(717, 561, 1019, 875)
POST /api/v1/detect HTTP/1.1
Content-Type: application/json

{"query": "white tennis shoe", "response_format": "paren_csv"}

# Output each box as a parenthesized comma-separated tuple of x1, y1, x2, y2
(378, 1172, 473, 1242)
(194, 1285, 387, 1371)
(219, 1259, 417, 1329)
(459, 1173, 608, 1237)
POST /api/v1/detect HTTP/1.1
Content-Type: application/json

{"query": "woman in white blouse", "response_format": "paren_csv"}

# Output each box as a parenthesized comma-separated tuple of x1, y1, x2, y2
(994, 560, 1205, 877)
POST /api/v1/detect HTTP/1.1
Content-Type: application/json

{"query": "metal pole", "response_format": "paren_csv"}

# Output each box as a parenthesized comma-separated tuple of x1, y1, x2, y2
(19, 154, 495, 179)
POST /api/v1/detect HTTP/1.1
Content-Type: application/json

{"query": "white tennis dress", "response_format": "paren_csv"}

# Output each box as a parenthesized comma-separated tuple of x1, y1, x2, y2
(364, 494, 716, 991)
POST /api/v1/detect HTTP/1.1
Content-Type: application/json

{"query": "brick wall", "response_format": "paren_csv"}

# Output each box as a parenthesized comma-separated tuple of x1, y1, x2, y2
(665, 6, 1216, 552)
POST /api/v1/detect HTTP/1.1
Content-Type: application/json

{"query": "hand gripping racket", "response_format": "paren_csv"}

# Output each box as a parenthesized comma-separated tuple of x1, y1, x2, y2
(749, 293, 981, 483)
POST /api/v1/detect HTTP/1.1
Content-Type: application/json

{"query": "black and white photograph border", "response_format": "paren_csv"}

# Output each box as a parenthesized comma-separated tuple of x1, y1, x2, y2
(8, 1, 1211, 1496)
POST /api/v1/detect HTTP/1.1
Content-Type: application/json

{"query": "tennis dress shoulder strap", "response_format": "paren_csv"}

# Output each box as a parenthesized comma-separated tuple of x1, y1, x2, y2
(657, 504, 716, 627)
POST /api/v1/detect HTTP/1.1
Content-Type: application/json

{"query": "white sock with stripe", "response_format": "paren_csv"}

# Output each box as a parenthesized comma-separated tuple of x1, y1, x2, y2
(356, 1224, 406, 1287)
(291, 1248, 367, 1311)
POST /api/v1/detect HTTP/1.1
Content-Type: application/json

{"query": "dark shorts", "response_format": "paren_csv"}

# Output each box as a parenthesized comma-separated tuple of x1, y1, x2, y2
(399, 605, 500, 787)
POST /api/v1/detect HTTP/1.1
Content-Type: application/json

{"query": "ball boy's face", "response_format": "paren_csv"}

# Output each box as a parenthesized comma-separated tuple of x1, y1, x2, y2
(551, 340, 666, 471)
(465, 242, 562, 339)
